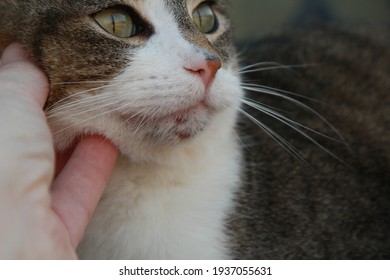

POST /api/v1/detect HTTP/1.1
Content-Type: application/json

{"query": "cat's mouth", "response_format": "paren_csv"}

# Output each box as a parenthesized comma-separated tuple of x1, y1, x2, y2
(160, 100, 208, 123)
(121, 97, 213, 123)
(117, 99, 215, 143)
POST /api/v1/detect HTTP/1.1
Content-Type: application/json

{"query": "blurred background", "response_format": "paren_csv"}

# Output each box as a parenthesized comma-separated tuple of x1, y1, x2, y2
(230, 0, 390, 39)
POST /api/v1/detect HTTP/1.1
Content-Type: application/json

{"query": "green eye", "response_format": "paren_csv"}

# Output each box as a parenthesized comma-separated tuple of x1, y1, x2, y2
(192, 2, 218, 34)
(94, 8, 136, 38)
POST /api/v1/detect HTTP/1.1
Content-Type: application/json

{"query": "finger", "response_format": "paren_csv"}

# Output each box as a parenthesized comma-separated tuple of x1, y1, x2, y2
(51, 136, 118, 248)
(55, 141, 77, 178)
(1, 42, 31, 64)
(0, 43, 48, 107)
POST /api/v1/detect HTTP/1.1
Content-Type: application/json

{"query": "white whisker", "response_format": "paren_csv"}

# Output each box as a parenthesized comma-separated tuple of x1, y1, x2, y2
(48, 97, 123, 124)
(49, 76, 146, 86)
(50, 80, 111, 86)
(52, 101, 139, 135)
(238, 107, 311, 167)
(242, 85, 348, 148)
(238, 63, 317, 75)
(241, 83, 323, 103)
(238, 61, 285, 72)
(242, 98, 343, 143)
(232, 128, 250, 152)
(46, 83, 122, 111)
(46, 89, 128, 115)
(241, 99, 347, 164)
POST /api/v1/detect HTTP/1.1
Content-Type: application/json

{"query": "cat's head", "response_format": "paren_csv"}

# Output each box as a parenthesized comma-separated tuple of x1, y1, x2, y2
(1, 0, 243, 161)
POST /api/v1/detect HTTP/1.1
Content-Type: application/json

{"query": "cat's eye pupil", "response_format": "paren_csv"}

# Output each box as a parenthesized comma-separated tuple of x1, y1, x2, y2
(94, 8, 136, 38)
(192, 3, 217, 34)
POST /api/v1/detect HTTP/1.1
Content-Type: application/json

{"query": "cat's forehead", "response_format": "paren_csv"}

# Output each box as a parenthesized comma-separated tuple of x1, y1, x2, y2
(61, 0, 226, 13)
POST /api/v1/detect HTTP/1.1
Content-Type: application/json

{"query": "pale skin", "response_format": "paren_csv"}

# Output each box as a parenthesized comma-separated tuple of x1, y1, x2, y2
(0, 43, 118, 259)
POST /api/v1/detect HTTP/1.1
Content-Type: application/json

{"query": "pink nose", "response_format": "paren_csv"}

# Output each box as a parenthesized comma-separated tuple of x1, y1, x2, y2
(186, 58, 221, 88)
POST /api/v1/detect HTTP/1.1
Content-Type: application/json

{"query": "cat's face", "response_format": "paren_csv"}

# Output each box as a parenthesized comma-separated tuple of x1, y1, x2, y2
(5, 0, 243, 160)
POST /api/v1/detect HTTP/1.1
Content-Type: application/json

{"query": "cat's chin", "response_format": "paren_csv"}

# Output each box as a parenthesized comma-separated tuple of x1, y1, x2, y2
(50, 103, 240, 168)
(51, 108, 213, 162)
(49, 86, 239, 163)
(115, 105, 214, 154)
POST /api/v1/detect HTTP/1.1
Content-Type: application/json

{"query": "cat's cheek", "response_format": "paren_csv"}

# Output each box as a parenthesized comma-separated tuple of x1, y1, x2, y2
(207, 71, 244, 111)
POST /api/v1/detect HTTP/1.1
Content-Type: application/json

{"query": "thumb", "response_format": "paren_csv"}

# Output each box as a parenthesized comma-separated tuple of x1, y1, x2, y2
(0, 43, 53, 199)
(0, 42, 48, 107)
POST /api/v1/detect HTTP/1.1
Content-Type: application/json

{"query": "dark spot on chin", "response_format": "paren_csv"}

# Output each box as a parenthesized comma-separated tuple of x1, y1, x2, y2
(175, 114, 188, 124)
(177, 132, 192, 140)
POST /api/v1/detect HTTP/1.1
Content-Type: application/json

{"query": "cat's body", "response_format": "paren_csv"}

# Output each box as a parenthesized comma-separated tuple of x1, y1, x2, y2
(1, 1, 389, 259)
(230, 25, 390, 259)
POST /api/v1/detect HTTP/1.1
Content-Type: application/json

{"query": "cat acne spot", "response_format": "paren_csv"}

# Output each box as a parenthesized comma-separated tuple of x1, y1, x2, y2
(175, 114, 188, 124)
(177, 132, 192, 140)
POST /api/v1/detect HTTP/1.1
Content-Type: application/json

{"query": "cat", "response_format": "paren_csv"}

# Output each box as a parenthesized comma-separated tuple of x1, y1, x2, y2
(0, 0, 389, 259)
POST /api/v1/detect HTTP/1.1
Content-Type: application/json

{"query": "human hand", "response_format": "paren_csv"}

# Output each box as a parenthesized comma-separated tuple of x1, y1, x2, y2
(0, 43, 118, 259)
